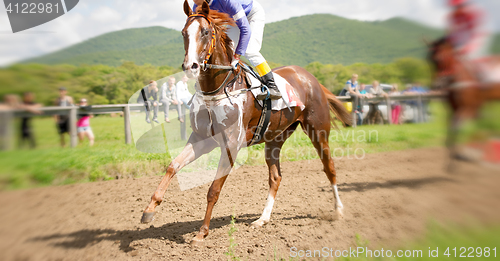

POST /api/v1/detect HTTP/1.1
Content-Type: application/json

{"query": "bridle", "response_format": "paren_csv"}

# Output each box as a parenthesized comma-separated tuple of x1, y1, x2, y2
(186, 13, 247, 100)
(188, 14, 219, 71)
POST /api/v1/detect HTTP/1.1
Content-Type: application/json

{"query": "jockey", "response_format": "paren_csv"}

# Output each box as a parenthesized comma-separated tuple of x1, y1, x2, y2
(447, 0, 489, 60)
(193, 0, 281, 100)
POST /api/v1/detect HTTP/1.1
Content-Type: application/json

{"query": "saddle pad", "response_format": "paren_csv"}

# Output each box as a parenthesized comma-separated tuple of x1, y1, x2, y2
(249, 72, 305, 111)
(472, 58, 500, 83)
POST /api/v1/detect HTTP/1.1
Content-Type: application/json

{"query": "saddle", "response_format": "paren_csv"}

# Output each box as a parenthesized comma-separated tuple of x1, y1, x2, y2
(240, 64, 273, 146)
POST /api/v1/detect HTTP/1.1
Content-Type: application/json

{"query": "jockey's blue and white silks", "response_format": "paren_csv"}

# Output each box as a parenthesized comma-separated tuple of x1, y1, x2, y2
(194, 0, 253, 57)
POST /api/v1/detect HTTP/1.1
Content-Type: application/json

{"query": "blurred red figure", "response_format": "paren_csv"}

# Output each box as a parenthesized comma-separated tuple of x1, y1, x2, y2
(447, 0, 489, 60)
(427, 1, 500, 172)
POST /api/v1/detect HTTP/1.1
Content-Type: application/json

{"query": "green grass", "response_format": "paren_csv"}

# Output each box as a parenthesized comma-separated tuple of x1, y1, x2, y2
(1, 115, 171, 190)
(4, 101, 499, 190)
(277, 221, 500, 261)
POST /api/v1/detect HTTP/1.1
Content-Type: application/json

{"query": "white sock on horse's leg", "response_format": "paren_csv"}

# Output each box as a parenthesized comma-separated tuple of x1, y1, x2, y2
(332, 184, 344, 220)
(252, 193, 275, 228)
(261, 194, 275, 221)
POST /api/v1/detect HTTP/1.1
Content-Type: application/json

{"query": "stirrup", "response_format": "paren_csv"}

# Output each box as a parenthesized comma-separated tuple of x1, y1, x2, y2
(256, 87, 281, 100)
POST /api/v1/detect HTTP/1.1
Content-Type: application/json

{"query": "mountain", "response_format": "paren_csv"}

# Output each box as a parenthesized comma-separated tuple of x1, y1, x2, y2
(261, 15, 443, 66)
(24, 26, 185, 67)
(22, 14, 500, 67)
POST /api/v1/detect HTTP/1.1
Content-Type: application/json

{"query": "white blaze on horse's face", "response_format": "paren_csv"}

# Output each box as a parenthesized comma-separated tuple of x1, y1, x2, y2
(183, 20, 202, 79)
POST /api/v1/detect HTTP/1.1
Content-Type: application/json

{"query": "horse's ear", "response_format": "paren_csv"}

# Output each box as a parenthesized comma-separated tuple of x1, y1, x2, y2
(201, 1, 210, 16)
(184, 0, 192, 17)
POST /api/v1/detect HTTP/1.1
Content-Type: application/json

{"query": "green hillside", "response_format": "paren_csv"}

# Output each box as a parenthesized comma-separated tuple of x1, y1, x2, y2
(21, 14, 500, 67)
(24, 26, 185, 67)
(261, 15, 443, 66)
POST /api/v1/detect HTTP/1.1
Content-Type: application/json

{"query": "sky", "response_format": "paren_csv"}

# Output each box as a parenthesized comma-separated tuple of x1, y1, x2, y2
(0, 0, 499, 66)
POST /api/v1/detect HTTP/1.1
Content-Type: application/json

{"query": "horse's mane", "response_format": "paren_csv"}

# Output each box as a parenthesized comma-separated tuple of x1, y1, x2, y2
(195, 7, 236, 60)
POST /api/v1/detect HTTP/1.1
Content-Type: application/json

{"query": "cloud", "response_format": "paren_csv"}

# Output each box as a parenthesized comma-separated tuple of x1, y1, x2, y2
(90, 6, 122, 23)
(0, 0, 499, 66)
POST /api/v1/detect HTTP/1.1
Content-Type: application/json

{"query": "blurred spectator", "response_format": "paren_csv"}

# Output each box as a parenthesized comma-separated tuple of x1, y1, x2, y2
(340, 74, 361, 113)
(160, 77, 182, 123)
(2, 94, 20, 108)
(355, 83, 369, 125)
(176, 74, 192, 111)
(19, 92, 41, 149)
(77, 98, 94, 146)
(0, 95, 18, 150)
(405, 83, 429, 94)
(389, 84, 402, 124)
(369, 81, 388, 98)
(403, 83, 430, 123)
(366, 81, 387, 125)
(359, 83, 368, 96)
(137, 80, 159, 124)
(54, 87, 74, 147)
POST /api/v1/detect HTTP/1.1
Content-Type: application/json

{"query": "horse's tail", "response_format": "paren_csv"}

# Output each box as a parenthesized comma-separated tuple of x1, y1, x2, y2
(320, 84, 352, 128)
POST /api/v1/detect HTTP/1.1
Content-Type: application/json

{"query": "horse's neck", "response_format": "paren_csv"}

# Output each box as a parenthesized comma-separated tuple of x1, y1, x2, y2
(453, 57, 478, 83)
(198, 43, 245, 93)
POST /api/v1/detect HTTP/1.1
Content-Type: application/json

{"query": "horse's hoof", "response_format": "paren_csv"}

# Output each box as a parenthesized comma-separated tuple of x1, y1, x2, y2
(250, 219, 267, 228)
(190, 238, 204, 247)
(333, 208, 344, 221)
(141, 211, 155, 224)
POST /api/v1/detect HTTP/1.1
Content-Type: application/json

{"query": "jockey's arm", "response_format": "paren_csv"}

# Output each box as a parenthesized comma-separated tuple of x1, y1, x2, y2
(194, 0, 251, 56)
(226, 1, 251, 56)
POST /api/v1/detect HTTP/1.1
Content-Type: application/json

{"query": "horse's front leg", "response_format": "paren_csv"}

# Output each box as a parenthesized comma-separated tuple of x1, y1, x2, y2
(141, 133, 217, 223)
(191, 143, 239, 245)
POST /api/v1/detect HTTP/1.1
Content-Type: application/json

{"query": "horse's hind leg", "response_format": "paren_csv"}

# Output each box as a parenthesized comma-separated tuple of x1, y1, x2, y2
(303, 122, 344, 220)
(252, 122, 299, 228)
(141, 133, 217, 223)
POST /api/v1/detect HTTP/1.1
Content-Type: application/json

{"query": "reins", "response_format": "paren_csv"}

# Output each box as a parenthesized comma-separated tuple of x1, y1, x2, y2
(187, 13, 270, 104)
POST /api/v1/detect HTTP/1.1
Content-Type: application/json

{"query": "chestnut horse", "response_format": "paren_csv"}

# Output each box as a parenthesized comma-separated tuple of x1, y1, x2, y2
(428, 38, 500, 169)
(141, 1, 351, 245)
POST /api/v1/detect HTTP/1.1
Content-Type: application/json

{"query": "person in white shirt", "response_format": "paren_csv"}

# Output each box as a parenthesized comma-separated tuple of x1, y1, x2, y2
(176, 75, 192, 110)
(160, 77, 182, 123)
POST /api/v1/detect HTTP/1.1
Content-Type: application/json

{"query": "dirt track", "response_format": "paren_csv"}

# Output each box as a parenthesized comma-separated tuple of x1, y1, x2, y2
(0, 147, 499, 261)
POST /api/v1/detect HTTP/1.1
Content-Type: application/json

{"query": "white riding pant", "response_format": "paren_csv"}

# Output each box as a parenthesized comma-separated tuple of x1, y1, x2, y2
(226, 0, 266, 67)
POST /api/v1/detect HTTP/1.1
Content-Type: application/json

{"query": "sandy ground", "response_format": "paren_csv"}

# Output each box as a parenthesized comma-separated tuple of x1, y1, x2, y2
(0, 147, 499, 261)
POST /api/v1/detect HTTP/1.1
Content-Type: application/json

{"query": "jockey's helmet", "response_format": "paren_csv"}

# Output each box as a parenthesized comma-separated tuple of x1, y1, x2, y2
(448, 0, 468, 7)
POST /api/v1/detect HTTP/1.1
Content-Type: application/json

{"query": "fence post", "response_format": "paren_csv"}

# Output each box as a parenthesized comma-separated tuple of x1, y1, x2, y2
(69, 107, 77, 147)
(351, 96, 357, 128)
(385, 96, 392, 125)
(0, 110, 13, 151)
(123, 105, 132, 144)
(417, 94, 424, 123)
(180, 106, 187, 140)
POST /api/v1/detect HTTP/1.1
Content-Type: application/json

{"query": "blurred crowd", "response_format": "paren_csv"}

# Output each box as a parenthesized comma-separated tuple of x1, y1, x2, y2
(0, 74, 195, 150)
(340, 73, 443, 126)
(136, 74, 192, 124)
(0, 87, 95, 149)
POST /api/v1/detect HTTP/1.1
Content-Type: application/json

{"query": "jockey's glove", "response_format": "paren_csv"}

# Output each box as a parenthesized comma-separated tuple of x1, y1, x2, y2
(231, 54, 240, 70)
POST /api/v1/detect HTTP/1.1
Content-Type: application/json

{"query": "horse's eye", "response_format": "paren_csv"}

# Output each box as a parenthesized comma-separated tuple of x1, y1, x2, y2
(202, 29, 210, 36)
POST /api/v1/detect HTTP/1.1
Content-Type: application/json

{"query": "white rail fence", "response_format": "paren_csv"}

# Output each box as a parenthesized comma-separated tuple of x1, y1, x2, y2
(0, 94, 445, 150)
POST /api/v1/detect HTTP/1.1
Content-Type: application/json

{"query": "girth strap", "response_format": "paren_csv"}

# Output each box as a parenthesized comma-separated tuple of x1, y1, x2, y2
(249, 98, 272, 146)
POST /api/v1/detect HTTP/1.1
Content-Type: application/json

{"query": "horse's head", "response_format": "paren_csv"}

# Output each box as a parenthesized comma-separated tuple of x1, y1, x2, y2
(181, 0, 235, 78)
(427, 38, 456, 89)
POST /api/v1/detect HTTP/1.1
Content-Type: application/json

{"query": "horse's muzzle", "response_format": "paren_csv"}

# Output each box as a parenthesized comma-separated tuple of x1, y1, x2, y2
(182, 62, 200, 78)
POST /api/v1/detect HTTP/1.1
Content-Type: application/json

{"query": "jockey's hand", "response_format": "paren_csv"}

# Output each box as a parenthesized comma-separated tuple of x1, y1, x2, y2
(231, 54, 240, 70)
